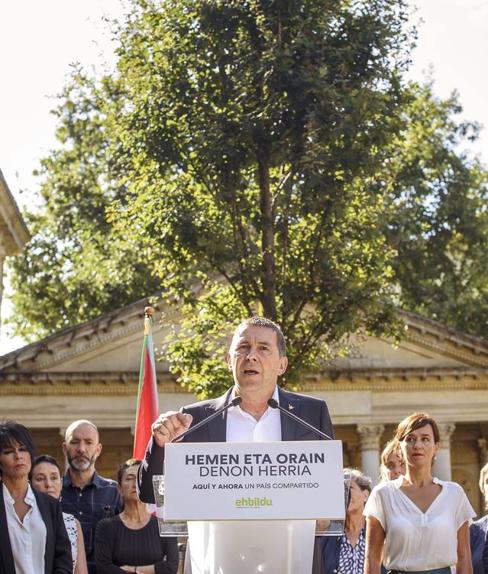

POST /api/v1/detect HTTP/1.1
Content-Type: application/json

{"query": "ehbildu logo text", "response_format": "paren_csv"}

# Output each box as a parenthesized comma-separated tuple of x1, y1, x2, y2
(235, 497, 273, 507)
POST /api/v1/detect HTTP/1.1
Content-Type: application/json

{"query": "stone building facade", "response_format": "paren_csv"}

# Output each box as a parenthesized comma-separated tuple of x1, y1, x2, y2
(0, 169, 30, 333)
(0, 298, 487, 514)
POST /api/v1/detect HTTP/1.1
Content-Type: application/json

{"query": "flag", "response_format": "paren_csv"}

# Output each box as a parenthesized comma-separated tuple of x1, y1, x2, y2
(133, 307, 160, 459)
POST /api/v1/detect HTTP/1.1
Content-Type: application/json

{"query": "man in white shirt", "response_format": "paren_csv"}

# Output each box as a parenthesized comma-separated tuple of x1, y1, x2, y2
(138, 316, 334, 502)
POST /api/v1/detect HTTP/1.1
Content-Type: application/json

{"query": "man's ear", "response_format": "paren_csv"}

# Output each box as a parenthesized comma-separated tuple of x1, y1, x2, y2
(61, 442, 67, 457)
(279, 356, 288, 375)
(226, 352, 232, 371)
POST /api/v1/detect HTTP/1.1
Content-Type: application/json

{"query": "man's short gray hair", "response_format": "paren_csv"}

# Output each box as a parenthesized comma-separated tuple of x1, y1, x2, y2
(235, 316, 286, 357)
(64, 419, 99, 442)
(344, 467, 372, 493)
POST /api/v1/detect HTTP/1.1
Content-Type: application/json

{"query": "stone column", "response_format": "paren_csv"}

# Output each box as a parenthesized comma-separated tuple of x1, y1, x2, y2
(0, 238, 5, 335)
(357, 424, 385, 485)
(478, 438, 488, 466)
(433, 423, 455, 481)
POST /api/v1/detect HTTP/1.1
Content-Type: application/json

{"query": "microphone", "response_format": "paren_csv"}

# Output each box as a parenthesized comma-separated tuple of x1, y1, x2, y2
(267, 398, 333, 440)
(171, 396, 242, 443)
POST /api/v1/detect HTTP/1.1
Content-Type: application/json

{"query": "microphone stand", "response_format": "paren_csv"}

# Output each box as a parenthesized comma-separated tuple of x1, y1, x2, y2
(267, 398, 333, 440)
(171, 396, 242, 443)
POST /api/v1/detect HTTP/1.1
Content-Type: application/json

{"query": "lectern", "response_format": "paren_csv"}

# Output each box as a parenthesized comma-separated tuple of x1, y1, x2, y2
(153, 440, 344, 574)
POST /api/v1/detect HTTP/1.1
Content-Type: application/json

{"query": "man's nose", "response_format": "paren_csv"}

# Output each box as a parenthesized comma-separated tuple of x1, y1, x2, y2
(245, 348, 257, 360)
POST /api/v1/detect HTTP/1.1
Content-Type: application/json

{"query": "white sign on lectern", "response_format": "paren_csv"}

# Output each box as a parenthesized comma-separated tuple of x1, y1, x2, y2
(156, 440, 344, 574)
(163, 440, 344, 521)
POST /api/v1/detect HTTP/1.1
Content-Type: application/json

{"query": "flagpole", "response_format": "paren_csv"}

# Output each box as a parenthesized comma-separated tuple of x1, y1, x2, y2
(144, 305, 155, 334)
(133, 304, 160, 459)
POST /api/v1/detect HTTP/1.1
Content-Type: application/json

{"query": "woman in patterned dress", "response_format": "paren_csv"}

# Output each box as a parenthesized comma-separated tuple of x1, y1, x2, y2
(470, 461, 488, 574)
(319, 468, 372, 574)
(31, 454, 88, 574)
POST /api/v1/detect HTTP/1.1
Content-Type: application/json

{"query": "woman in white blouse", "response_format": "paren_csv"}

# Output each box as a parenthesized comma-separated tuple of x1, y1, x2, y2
(31, 454, 88, 574)
(364, 412, 475, 574)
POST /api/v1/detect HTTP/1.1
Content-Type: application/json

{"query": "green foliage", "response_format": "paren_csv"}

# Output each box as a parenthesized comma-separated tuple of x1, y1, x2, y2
(108, 0, 410, 395)
(8, 0, 488, 397)
(8, 70, 160, 340)
(383, 82, 488, 337)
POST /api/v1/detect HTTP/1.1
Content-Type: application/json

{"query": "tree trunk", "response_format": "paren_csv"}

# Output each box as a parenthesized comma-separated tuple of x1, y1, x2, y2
(257, 151, 277, 321)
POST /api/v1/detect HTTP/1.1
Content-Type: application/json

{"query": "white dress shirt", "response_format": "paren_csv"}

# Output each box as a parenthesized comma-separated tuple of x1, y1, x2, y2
(3, 482, 46, 574)
(183, 387, 283, 574)
(226, 386, 282, 442)
(364, 475, 475, 570)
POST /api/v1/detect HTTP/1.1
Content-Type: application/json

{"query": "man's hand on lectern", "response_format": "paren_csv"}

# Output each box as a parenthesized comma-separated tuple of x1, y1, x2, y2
(151, 411, 193, 447)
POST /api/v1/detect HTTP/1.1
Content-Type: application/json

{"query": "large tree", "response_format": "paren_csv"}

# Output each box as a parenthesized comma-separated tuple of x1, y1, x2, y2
(108, 0, 412, 395)
(8, 0, 488, 397)
(384, 83, 488, 337)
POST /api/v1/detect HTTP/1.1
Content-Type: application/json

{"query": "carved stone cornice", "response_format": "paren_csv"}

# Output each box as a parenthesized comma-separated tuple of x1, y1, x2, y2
(0, 371, 184, 396)
(0, 296, 178, 371)
(357, 424, 385, 451)
(36, 319, 145, 370)
(0, 169, 30, 255)
(299, 367, 488, 392)
(2, 367, 488, 395)
(406, 331, 487, 368)
(399, 310, 488, 367)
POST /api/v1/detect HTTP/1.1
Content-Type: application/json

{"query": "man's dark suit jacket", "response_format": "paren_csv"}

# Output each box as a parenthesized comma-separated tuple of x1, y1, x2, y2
(0, 482, 72, 574)
(138, 385, 334, 503)
(471, 515, 488, 574)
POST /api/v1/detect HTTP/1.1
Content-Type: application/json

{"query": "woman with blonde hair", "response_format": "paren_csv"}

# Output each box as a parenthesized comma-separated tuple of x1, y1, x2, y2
(380, 440, 405, 482)
(364, 412, 475, 574)
(470, 461, 488, 573)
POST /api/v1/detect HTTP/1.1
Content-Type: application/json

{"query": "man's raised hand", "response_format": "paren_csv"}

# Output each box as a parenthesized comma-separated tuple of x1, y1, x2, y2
(151, 411, 193, 447)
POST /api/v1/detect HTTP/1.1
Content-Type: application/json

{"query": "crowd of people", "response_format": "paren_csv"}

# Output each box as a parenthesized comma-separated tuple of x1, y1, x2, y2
(313, 412, 488, 574)
(0, 419, 178, 574)
(2, 412, 488, 574)
(1, 316, 488, 574)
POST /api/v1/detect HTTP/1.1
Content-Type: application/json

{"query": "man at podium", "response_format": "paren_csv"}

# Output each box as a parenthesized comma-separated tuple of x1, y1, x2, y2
(138, 316, 334, 502)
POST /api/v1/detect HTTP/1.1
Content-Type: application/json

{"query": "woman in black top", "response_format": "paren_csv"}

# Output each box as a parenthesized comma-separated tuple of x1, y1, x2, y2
(95, 459, 178, 574)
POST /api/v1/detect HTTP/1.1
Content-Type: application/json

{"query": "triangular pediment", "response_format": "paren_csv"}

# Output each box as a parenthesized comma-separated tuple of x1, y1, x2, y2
(332, 333, 473, 370)
(1, 299, 487, 376)
(0, 298, 171, 374)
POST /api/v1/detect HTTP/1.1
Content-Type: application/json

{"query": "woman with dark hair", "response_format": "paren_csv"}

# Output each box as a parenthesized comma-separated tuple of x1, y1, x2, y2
(95, 458, 178, 574)
(31, 454, 88, 574)
(364, 412, 475, 574)
(470, 461, 488, 573)
(0, 420, 72, 574)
